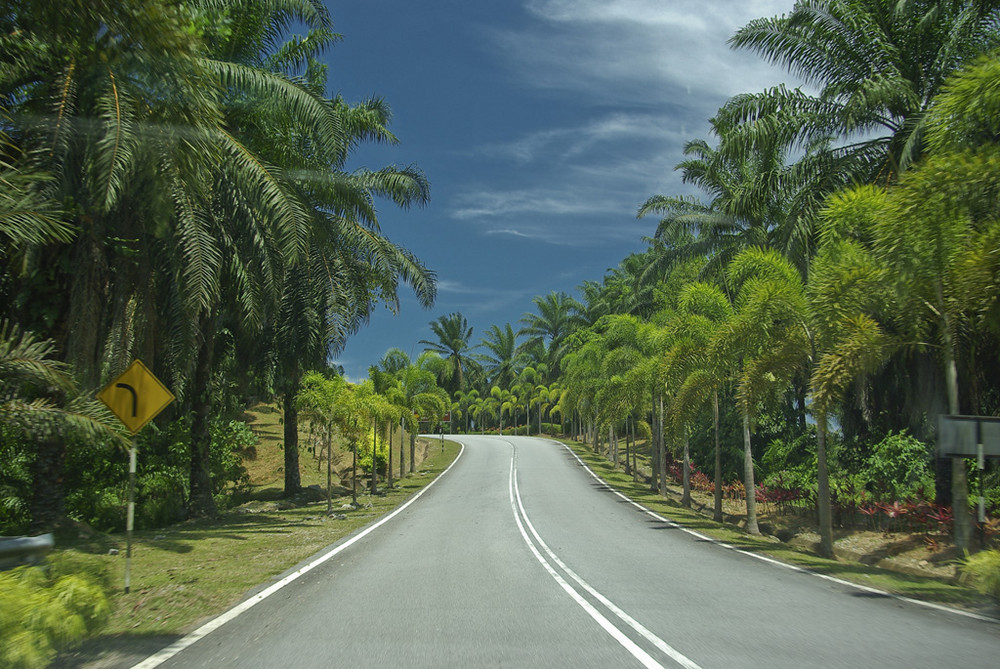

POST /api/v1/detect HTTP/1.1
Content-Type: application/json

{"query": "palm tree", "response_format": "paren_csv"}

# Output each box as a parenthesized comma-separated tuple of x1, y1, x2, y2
(296, 370, 347, 513)
(477, 323, 522, 390)
(0, 321, 126, 531)
(518, 292, 583, 378)
(395, 352, 449, 473)
(420, 312, 478, 394)
(672, 282, 733, 521)
(709, 248, 813, 535)
(723, 0, 1000, 185)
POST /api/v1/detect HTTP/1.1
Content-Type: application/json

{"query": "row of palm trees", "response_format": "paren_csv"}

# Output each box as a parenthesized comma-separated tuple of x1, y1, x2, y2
(416, 1, 1000, 556)
(1, 1, 435, 528)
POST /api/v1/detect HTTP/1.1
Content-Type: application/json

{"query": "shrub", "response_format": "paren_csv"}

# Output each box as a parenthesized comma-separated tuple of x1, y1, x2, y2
(960, 549, 1000, 599)
(0, 427, 32, 534)
(137, 468, 187, 528)
(863, 431, 934, 503)
(0, 554, 111, 668)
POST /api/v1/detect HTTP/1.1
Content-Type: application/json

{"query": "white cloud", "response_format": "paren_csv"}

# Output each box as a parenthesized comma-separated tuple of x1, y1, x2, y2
(475, 112, 689, 164)
(498, 0, 799, 106)
(450, 188, 621, 220)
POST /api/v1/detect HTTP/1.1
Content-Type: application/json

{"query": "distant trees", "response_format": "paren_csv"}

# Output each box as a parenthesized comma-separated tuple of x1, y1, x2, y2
(429, 2, 1000, 554)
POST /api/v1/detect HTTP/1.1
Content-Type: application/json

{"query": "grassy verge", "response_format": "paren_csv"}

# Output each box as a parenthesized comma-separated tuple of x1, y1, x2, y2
(561, 439, 997, 614)
(59, 439, 461, 640)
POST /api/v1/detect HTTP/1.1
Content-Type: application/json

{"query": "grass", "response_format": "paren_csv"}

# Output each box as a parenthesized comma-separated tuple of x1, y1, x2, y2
(53, 406, 461, 647)
(561, 438, 998, 614)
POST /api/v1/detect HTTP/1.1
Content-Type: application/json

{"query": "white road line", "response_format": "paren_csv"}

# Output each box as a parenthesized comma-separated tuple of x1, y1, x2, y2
(555, 440, 999, 625)
(131, 442, 466, 669)
(511, 451, 703, 669)
(506, 447, 668, 669)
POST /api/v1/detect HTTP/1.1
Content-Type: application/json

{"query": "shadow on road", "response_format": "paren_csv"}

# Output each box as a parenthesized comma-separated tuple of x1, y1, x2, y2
(56, 633, 180, 669)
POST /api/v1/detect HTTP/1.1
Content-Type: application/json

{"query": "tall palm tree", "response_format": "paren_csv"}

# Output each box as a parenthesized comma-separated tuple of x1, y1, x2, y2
(709, 248, 813, 535)
(723, 0, 1000, 185)
(518, 291, 583, 379)
(420, 312, 478, 394)
(395, 351, 449, 472)
(477, 323, 522, 390)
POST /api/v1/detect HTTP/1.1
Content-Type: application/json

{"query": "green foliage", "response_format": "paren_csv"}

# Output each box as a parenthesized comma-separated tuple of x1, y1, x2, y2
(0, 426, 32, 534)
(0, 556, 111, 668)
(60, 416, 254, 531)
(759, 429, 817, 481)
(209, 420, 254, 499)
(960, 549, 1000, 599)
(357, 429, 388, 474)
(862, 431, 934, 503)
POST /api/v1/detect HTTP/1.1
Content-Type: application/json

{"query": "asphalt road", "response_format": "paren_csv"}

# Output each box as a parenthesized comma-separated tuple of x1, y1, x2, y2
(136, 435, 999, 668)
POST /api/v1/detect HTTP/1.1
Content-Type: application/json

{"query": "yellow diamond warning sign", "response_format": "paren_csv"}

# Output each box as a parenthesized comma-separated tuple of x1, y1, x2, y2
(98, 360, 175, 433)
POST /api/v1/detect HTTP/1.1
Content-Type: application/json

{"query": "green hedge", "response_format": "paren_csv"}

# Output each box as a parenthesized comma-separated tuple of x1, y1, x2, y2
(0, 553, 111, 668)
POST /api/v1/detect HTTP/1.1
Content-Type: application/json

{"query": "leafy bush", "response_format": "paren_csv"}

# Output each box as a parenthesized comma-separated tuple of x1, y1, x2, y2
(209, 420, 253, 497)
(0, 427, 32, 534)
(759, 430, 816, 480)
(960, 549, 1000, 599)
(137, 468, 187, 528)
(862, 431, 934, 503)
(539, 422, 562, 435)
(0, 554, 111, 668)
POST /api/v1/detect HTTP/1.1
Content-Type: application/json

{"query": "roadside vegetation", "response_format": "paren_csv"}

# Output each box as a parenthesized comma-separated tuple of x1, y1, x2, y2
(3, 1, 1000, 664)
(414, 1, 1000, 599)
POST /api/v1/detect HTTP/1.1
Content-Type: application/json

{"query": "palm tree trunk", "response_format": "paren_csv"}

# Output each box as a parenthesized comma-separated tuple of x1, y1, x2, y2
(682, 435, 691, 507)
(371, 418, 378, 495)
(28, 437, 68, 533)
(742, 411, 759, 535)
(658, 396, 666, 496)
(816, 410, 834, 558)
(189, 312, 217, 518)
(282, 378, 302, 496)
(631, 417, 638, 482)
(945, 347, 973, 551)
(650, 391, 660, 492)
(351, 436, 358, 506)
(399, 418, 405, 480)
(713, 390, 723, 523)
(387, 422, 394, 489)
(940, 288, 973, 551)
(624, 416, 632, 476)
(326, 426, 333, 515)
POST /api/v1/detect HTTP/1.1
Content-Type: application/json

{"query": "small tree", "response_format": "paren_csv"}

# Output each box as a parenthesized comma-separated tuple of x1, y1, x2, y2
(296, 371, 346, 514)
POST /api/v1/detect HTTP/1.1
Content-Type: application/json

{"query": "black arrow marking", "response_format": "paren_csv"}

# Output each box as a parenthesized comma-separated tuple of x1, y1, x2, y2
(116, 383, 138, 417)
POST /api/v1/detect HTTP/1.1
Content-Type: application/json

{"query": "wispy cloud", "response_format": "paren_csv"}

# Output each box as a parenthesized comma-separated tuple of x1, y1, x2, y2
(451, 187, 622, 220)
(474, 112, 688, 164)
(435, 279, 533, 314)
(505, 0, 797, 105)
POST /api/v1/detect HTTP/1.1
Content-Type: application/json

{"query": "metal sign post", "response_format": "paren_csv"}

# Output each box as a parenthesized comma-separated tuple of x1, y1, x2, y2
(125, 444, 136, 593)
(938, 415, 1000, 533)
(98, 360, 175, 593)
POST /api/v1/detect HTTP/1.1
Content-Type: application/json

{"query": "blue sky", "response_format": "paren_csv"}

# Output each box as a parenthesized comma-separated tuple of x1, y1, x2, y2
(324, 0, 800, 381)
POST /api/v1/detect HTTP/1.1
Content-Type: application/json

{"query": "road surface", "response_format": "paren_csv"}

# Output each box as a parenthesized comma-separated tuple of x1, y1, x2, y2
(136, 435, 999, 668)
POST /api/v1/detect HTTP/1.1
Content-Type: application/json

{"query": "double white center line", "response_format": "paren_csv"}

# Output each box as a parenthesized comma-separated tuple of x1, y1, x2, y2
(506, 444, 702, 669)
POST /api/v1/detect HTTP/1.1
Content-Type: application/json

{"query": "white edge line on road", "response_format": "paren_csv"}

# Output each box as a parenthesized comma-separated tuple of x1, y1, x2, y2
(511, 445, 703, 669)
(555, 440, 999, 625)
(131, 442, 466, 669)
(506, 445, 666, 669)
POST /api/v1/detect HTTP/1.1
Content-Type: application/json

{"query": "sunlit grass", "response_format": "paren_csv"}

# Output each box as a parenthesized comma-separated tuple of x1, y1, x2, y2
(60, 440, 461, 637)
